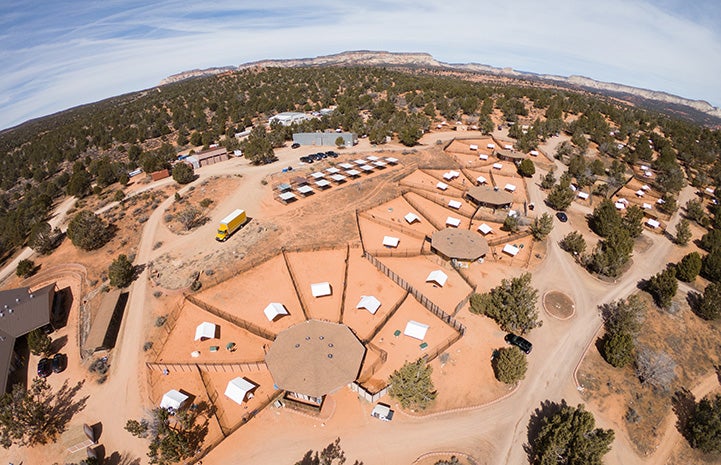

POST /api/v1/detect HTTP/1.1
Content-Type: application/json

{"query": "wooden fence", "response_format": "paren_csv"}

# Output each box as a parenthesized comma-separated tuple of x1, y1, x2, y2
(146, 360, 266, 373)
(349, 381, 390, 403)
(363, 252, 465, 336)
(185, 295, 276, 341)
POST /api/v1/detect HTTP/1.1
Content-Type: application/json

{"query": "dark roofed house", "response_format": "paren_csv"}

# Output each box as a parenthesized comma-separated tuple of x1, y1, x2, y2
(495, 149, 527, 162)
(465, 186, 513, 209)
(431, 228, 489, 262)
(0, 283, 56, 393)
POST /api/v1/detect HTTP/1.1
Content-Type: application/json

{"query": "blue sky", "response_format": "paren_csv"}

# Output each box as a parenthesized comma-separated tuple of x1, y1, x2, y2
(1, 0, 720, 130)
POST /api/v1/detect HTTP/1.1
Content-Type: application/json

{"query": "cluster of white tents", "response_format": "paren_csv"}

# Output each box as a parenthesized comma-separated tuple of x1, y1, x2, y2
(161, 377, 258, 410)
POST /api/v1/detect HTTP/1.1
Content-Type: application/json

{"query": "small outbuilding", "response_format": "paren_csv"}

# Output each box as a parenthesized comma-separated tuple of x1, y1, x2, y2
(446, 216, 461, 227)
(478, 223, 493, 235)
(404, 212, 420, 224)
(264, 303, 289, 322)
(356, 295, 381, 315)
(646, 218, 660, 229)
(383, 236, 400, 248)
(160, 390, 189, 410)
(194, 322, 217, 341)
(404, 320, 429, 341)
(311, 282, 332, 297)
(502, 244, 520, 257)
(426, 270, 448, 287)
(448, 200, 462, 209)
(224, 377, 257, 405)
(436, 182, 449, 191)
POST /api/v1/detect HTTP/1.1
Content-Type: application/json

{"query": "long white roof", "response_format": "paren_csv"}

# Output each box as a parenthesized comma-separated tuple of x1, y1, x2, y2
(404, 320, 429, 340)
(426, 270, 448, 287)
(356, 295, 381, 314)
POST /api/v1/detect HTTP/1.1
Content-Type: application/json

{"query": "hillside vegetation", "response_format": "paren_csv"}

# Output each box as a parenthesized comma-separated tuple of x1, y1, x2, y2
(1, 66, 720, 263)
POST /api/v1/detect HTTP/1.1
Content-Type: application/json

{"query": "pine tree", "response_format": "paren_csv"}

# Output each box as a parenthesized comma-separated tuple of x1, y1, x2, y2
(388, 360, 436, 410)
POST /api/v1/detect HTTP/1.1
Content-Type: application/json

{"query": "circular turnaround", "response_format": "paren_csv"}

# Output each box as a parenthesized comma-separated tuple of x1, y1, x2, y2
(431, 228, 489, 261)
(265, 320, 366, 398)
(543, 291, 575, 320)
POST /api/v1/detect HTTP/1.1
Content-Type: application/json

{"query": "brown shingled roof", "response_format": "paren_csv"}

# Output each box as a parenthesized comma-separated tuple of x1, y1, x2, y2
(466, 186, 514, 207)
(431, 228, 489, 261)
(265, 320, 365, 398)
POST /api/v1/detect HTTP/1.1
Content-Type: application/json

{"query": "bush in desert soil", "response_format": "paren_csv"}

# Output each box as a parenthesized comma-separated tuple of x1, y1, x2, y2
(492, 346, 528, 384)
(108, 254, 134, 288)
(675, 252, 702, 282)
(697, 281, 721, 321)
(388, 359, 436, 410)
(66, 210, 109, 251)
(470, 273, 540, 334)
(15, 259, 36, 278)
(172, 163, 195, 185)
(684, 394, 721, 453)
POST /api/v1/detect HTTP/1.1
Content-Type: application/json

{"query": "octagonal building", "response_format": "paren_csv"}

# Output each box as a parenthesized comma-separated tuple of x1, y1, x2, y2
(431, 228, 489, 262)
(265, 320, 365, 403)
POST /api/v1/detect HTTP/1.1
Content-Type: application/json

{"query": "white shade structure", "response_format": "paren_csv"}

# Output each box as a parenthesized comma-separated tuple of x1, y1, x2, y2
(504, 144, 513, 150)
(338, 162, 354, 170)
(224, 377, 257, 405)
(195, 322, 217, 341)
(446, 216, 461, 227)
(404, 320, 429, 340)
(315, 179, 331, 188)
(476, 176, 487, 185)
(404, 212, 420, 224)
(385, 157, 399, 164)
(577, 192, 589, 200)
(366, 155, 380, 162)
(502, 244, 520, 257)
(310, 172, 325, 179)
(635, 189, 645, 197)
(279, 192, 297, 202)
(469, 144, 478, 150)
(479, 154, 489, 160)
(478, 223, 493, 235)
(642, 203, 653, 210)
(504, 184, 516, 192)
(264, 303, 289, 322)
(646, 218, 660, 228)
(492, 163, 503, 170)
(311, 282, 332, 297)
(330, 174, 347, 182)
(297, 185, 314, 195)
(530, 150, 539, 156)
(614, 202, 626, 210)
(448, 200, 462, 209)
(436, 182, 449, 190)
(356, 295, 381, 315)
(642, 184, 650, 191)
(426, 270, 448, 287)
(160, 390, 189, 410)
(487, 143, 495, 149)
(326, 167, 340, 174)
(353, 159, 367, 165)
(383, 236, 400, 248)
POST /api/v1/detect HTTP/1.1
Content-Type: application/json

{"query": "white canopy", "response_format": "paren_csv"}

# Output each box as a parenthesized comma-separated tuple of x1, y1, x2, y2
(311, 282, 332, 297)
(383, 236, 400, 248)
(426, 270, 448, 287)
(487, 143, 495, 149)
(504, 144, 513, 150)
(354, 159, 367, 165)
(360, 165, 374, 172)
(641, 165, 649, 171)
(315, 179, 331, 188)
(385, 157, 399, 164)
(503, 244, 520, 257)
(530, 150, 539, 156)
(476, 175, 487, 185)
(443, 171, 454, 180)
(478, 223, 493, 235)
(404, 212, 420, 224)
(436, 182, 449, 190)
(642, 202, 653, 210)
(492, 163, 503, 170)
(705, 187, 715, 195)
(356, 295, 381, 314)
(346, 169, 361, 177)
(326, 167, 340, 174)
(160, 390, 189, 410)
(264, 302, 289, 322)
(297, 185, 314, 195)
(279, 192, 297, 201)
(373, 161, 387, 168)
(366, 155, 380, 161)
(469, 144, 478, 151)
(614, 202, 626, 210)
(404, 320, 429, 341)
(338, 162, 354, 170)
(504, 184, 516, 192)
(646, 218, 660, 228)
(224, 377, 257, 405)
(642, 184, 650, 191)
(446, 216, 461, 227)
(310, 172, 325, 179)
(635, 189, 645, 197)
(195, 322, 217, 341)
(448, 200, 462, 209)
(330, 174, 347, 182)
(479, 154, 489, 160)
(578, 192, 589, 200)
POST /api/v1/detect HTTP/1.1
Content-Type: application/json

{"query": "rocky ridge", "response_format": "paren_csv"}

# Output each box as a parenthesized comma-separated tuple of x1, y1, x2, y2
(159, 50, 721, 122)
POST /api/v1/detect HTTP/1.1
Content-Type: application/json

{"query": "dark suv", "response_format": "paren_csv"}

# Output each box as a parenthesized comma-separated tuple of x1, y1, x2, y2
(504, 333, 533, 354)
(52, 353, 68, 373)
(37, 357, 52, 377)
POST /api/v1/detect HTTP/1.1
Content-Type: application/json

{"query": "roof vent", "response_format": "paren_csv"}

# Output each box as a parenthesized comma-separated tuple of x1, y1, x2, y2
(29, 294, 33, 298)
(0, 313, 4, 317)
(3, 305, 7, 309)
(15, 298, 19, 302)
(7, 309, 12, 314)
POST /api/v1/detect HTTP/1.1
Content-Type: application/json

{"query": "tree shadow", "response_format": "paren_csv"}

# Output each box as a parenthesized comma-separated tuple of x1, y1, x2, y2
(49, 380, 89, 433)
(672, 388, 696, 440)
(104, 451, 141, 465)
(523, 399, 568, 462)
(49, 335, 68, 354)
(686, 291, 703, 317)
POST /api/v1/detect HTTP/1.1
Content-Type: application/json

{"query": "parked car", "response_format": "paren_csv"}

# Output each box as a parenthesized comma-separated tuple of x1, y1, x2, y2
(504, 333, 533, 354)
(556, 212, 568, 223)
(291, 142, 300, 149)
(325, 151, 338, 158)
(37, 357, 52, 377)
(52, 353, 68, 373)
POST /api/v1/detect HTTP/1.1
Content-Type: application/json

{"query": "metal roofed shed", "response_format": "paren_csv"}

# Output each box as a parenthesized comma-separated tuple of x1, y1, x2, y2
(469, 144, 478, 151)
(432, 228, 489, 261)
(265, 320, 366, 398)
(297, 185, 314, 196)
(446, 216, 461, 227)
(479, 154, 489, 160)
(436, 182, 448, 191)
(279, 192, 297, 203)
(264, 303, 289, 322)
(404, 320, 429, 340)
(504, 184, 516, 192)
(276, 183, 292, 192)
(194, 322, 218, 341)
(404, 212, 420, 224)
(383, 236, 400, 248)
(356, 295, 381, 315)
(315, 179, 331, 189)
(492, 163, 503, 169)
(487, 143, 495, 149)
(160, 389, 189, 410)
(478, 223, 493, 235)
(476, 175, 487, 185)
(502, 244, 520, 257)
(646, 218, 660, 228)
(224, 377, 257, 405)
(426, 270, 448, 287)
(578, 192, 590, 200)
(311, 282, 332, 297)
(448, 200, 462, 209)
(85, 289, 129, 354)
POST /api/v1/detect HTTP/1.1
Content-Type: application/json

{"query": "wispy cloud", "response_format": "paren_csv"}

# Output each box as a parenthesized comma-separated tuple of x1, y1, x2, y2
(1, 0, 720, 130)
